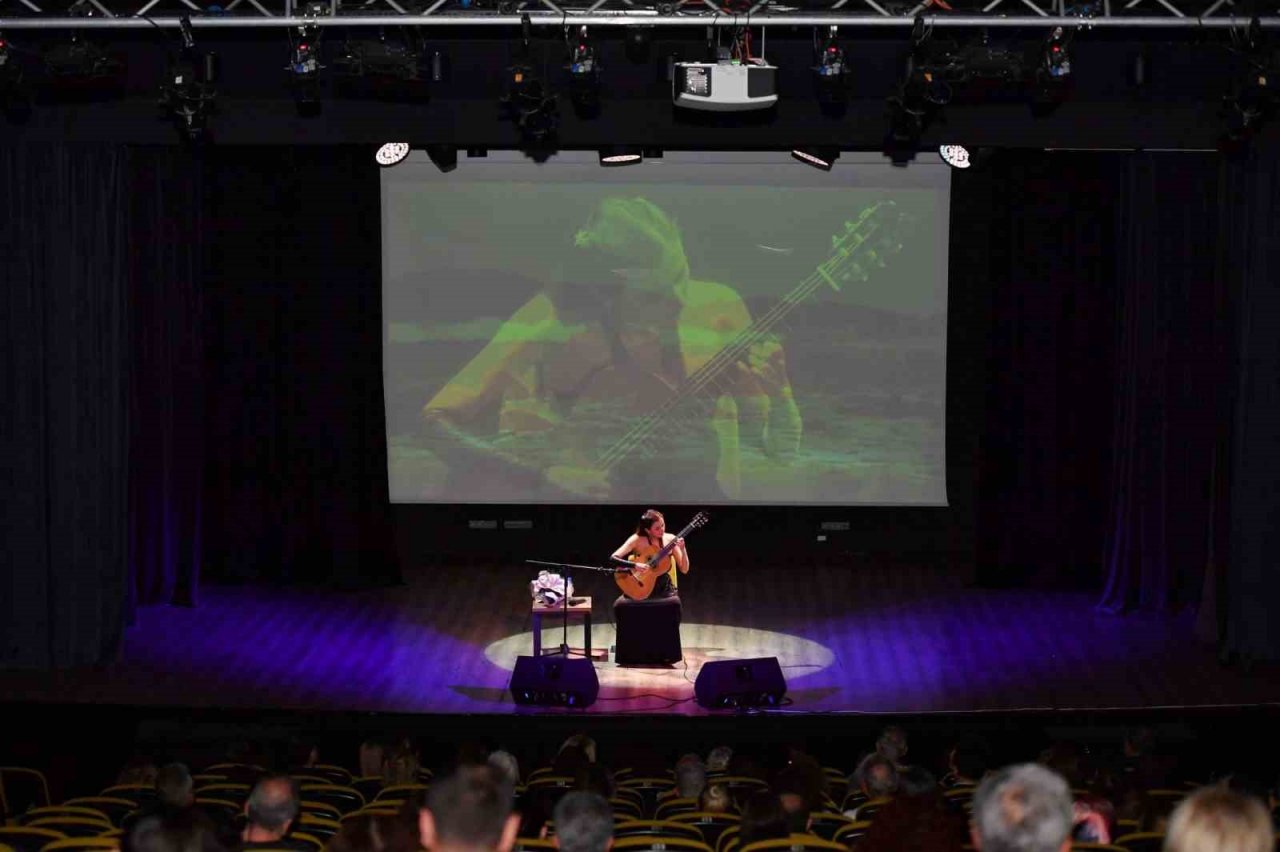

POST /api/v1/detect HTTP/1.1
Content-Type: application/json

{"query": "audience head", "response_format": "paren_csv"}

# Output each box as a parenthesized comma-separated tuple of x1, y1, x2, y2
(553, 792, 615, 852)
(130, 809, 224, 852)
(950, 737, 993, 785)
(327, 813, 421, 852)
(155, 763, 195, 809)
(420, 765, 520, 852)
(488, 750, 521, 788)
(676, 754, 708, 799)
(1164, 786, 1273, 852)
(560, 733, 598, 765)
(739, 790, 791, 847)
(971, 764, 1073, 852)
(700, 784, 732, 814)
(118, 756, 160, 787)
(856, 753, 900, 799)
(707, 746, 734, 774)
(575, 764, 616, 800)
(360, 739, 387, 779)
(898, 766, 939, 798)
(383, 741, 422, 788)
(876, 726, 910, 766)
(244, 775, 300, 841)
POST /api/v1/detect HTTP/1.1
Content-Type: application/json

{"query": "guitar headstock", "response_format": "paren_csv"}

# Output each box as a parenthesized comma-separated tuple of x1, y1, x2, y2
(688, 511, 709, 530)
(819, 201, 916, 292)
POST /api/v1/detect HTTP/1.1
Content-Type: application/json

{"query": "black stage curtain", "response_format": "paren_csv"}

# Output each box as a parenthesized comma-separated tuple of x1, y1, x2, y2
(968, 152, 1228, 610)
(198, 147, 396, 588)
(126, 148, 207, 609)
(1, 146, 131, 667)
(1215, 140, 1280, 661)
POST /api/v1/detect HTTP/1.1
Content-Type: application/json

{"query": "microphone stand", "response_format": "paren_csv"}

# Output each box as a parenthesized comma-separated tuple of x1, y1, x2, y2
(527, 559, 617, 659)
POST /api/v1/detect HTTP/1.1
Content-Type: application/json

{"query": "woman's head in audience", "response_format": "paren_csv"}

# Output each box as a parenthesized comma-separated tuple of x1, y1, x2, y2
(1164, 786, 1272, 852)
(129, 810, 224, 852)
(739, 790, 790, 847)
(707, 746, 734, 774)
(554, 744, 593, 778)
(559, 733, 598, 764)
(118, 755, 160, 786)
(898, 766, 939, 798)
(360, 739, 386, 779)
(382, 741, 422, 787)
(327, 813, 421, 852)
(575, 763, 616, 799)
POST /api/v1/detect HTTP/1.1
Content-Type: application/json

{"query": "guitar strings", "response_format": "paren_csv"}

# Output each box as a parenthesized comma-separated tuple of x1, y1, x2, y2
(594, 209, 897, 471)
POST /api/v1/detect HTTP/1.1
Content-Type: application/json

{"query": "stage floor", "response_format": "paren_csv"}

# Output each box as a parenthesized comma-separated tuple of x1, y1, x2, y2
(3, 562, 1277, 715)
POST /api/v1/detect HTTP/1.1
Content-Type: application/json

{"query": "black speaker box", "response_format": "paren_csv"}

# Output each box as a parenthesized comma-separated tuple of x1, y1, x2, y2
(510, 655, 600, 708)
(694, 656, 787, 709)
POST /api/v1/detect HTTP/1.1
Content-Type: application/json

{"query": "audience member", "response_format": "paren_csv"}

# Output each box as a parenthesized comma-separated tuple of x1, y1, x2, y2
(971, 764, 1073, 852)
(419, 766, 521, 852)
(327, 813, 421, 852)
(877, 727, 910, 768)
(553, 792, 615, 852)
(122, 763, 197, 836)
(360, 739, 386, 779)
(241, 775, 306, 850)
(944, 737, 992, 788)
(854, 766, 966, 852)
(1164, 786, 1273, 852)
(575, 764, 616, 800)
(707, 746, 734, 774)
(383, 741, 423, 788)
(852, 753, 899, 803)
(488, 751, 521, 789)
(738, 791, 791, 848)
(676, 754, 709, 800)
(701, 784, 733, 814)
(130, 809, 227, 852)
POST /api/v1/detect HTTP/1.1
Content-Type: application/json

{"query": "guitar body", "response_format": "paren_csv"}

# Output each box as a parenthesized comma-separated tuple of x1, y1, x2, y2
(614, 543, 673, 601)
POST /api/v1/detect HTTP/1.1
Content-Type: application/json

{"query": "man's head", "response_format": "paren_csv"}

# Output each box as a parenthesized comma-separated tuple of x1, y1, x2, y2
(971, 764, 1073, 852)
(855, 753, 899, 799)
(130, 809, 224, 852)
(245, 775, 301, 841)
(420, 766, 520, 852)
(155, 763, 194, 809)
(1164, 786, 1273, 852)
(553, 792, 614, 852)
(876, 726, 910, 766)
(675, 754, 708, 800)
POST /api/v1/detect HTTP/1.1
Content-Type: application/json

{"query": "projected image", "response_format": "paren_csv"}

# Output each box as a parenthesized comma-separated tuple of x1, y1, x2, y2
(384, 158, 948, 505)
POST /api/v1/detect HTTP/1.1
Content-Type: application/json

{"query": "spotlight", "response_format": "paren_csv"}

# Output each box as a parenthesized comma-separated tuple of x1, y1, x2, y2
(159, 16, 217, 142)
(502, 15, 559, 142)
(376, 142, 410, 166)
(791, 148, 839, 171)
(812, 27, 850, 110)
(598, 145, 642, 166)
(939, 144, 970, 168)
(1042, 26, 1072, 80)
(286, 5, 327, 113)
(566, 25, 601, 118)
(426, 144, 458, 173)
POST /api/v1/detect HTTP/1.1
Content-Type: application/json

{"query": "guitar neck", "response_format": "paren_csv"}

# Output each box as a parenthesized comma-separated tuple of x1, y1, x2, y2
(595, 207, 898, 474)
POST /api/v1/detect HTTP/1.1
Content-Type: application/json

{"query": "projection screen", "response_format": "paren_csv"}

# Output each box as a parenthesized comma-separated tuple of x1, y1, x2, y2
(383, 152, 950, 505)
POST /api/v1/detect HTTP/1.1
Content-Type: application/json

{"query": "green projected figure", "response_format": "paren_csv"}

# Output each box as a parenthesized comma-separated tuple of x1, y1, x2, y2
(420, 196, 803, 501)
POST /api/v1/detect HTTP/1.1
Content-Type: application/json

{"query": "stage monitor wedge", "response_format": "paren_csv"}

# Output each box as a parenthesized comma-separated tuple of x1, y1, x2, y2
(694, 656, 787, 709)
(510, 654, 600, 708)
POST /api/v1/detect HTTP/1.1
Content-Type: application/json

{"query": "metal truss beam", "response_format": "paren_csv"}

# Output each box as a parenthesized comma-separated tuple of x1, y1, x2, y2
(1, 8, 1277, 26)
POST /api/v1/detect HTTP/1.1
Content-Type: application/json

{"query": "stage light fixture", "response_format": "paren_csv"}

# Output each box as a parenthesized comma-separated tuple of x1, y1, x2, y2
(566, 25, 601, 118)
(376, 142, 410, 166)
(158, 16, 218, 142)
(502, 15, 559, 142)
(286, 5, 327, 114)
(1218, 17, 1276, 154)
(812, 27, 850, 110)
(333, 30, 426, 83)
(426, 144, 458, 173)
(939, 144, 970, 168)
(1042, 26, 1072, 80)
(599, 146, 642, 166)
(791, 148, 838, 171)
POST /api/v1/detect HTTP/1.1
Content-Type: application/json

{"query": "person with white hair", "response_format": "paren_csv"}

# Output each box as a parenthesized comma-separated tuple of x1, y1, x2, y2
(1163, 786, 1273, 852)
(970, 764, 1074, 852)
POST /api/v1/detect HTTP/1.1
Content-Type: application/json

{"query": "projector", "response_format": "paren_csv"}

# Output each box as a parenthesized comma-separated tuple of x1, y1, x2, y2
(673, 60, 778, 112)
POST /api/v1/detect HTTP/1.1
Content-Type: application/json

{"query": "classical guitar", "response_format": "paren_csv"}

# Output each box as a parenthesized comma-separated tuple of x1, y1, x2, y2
(614, 511, 709, 600)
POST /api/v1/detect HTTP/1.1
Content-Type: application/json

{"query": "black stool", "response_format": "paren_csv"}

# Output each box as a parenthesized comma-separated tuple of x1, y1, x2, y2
(613, 594, 683, 665)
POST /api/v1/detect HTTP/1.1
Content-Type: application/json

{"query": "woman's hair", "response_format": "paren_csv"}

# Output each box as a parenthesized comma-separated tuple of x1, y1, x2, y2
(739, 791, 790, 847)
(636, 509, 664, 537)
(326, 813, 420, 852)
(1164, 786, 1273, 852)
(382, 742, 421, 787)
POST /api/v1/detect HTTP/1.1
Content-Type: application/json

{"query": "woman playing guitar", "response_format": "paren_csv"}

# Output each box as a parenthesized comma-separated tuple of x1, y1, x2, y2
(612, 509, 690, 601)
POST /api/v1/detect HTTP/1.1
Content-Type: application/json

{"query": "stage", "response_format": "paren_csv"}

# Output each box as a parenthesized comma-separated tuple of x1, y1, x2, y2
(1, 561, 1275, 717)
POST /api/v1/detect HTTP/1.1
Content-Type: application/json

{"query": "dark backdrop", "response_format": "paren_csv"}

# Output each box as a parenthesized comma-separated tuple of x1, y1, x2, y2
(3, 143, 1278, 669)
